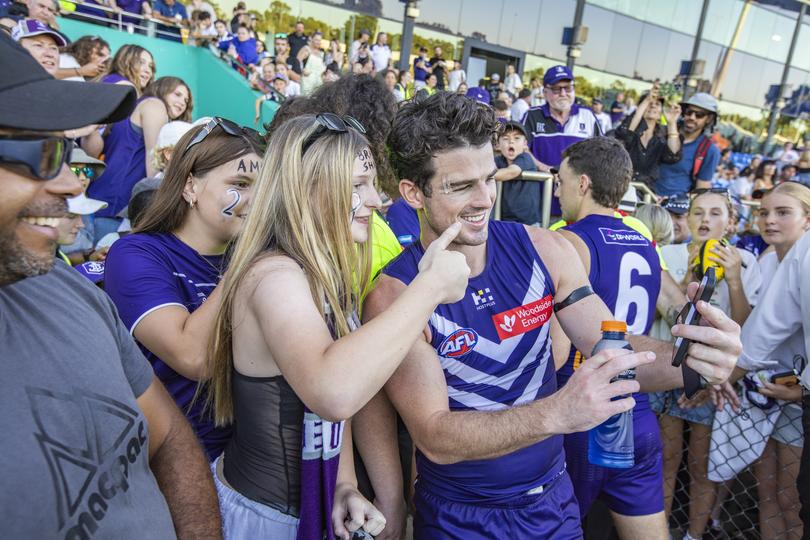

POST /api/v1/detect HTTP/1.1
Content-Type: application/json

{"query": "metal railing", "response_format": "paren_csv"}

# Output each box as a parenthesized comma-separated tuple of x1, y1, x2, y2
(494, 171, 555, 228)
(61, 0, 186, 40)
(631, 181, 659, 204)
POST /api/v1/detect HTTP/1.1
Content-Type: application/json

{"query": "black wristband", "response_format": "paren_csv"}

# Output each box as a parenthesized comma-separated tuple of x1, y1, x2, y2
(553, 285, 594, 313)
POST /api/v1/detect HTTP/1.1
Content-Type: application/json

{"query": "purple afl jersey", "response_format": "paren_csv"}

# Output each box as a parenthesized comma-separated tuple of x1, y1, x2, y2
(557, 214, 665, 518)
(384, 221, 563, 503)
(556, 214, 661, 407)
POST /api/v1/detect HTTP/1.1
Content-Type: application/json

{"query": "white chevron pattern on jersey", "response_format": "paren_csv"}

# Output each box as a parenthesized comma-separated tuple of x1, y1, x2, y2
(430, 261, 554, 411)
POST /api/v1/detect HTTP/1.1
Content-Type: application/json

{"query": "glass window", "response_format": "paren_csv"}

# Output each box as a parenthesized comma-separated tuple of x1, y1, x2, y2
(634, 23, 675, 81)
(418, 0, 464, 35)
(604, 13, 643, 76)
(703, 0, 742, 48)
(499, 0, 544, 53)
(578, 4, 614, 71)
(534, 0, 576, 60)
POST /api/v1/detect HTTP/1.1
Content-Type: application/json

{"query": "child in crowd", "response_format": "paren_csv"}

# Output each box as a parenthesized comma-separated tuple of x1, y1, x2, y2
(494, 121, 540, 226)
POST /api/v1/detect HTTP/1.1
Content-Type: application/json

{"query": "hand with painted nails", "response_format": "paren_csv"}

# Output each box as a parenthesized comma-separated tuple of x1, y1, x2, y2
(671, 281, 742, 386)
(418, 221, 470, 304)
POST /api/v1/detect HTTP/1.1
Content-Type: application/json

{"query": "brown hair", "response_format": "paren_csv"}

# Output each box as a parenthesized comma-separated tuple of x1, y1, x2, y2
(388, 92, 499, 196)
(109, 44, 154, 94)
(562, 137, 632, 208)
(135, 123, 265, 235)
(143, 76, 194, 122)
(63, 35, 110, 67)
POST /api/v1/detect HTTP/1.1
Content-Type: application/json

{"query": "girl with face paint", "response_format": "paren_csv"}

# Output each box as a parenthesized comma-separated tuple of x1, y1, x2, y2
(202, 114, 471, 540)
(103, 119, 265, 461)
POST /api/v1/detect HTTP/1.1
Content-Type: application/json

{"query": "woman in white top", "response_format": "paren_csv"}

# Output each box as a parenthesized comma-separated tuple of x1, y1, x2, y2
(298, 32, 326, 96)
(447, 60, 466, 92)
(723, 182, 810, 539)
(503, 63, 522, 95)
(654, 189, 762, 540)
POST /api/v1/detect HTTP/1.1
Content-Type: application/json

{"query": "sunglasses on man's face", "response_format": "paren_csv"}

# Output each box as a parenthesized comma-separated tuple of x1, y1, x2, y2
(301, 113, 367, 157)
(0, 136, 73, 180)
(683, 108, 710, 119)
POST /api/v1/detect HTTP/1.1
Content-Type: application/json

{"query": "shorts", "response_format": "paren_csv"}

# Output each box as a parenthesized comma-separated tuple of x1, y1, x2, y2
(772, 405, 804, 448)
(650, 388, 715, 426)
(211, 455, 299, 540)
(564, 409, 664, 517)
(413, 469, 582, 540)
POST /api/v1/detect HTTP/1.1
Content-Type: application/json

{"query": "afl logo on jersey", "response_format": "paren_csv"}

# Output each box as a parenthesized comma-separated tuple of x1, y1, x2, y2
(439, 328, 479, 358)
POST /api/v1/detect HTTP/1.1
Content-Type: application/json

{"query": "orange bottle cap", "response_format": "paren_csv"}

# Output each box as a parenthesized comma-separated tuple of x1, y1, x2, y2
(601, 320, 627, 333)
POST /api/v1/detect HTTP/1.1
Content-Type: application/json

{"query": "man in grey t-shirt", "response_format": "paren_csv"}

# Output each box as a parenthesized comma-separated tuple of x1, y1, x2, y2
(0, 33, 221, 538)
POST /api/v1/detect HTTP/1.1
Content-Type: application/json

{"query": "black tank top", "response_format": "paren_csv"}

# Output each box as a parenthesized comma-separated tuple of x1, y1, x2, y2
(223, 372, 305, 516)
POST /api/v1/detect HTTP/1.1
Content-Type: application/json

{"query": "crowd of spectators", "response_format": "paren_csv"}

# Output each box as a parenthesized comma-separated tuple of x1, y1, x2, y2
(1, 2, 810, 540)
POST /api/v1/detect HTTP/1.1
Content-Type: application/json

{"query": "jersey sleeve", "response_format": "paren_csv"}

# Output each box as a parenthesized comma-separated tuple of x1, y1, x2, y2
(105, 237, 188, 334)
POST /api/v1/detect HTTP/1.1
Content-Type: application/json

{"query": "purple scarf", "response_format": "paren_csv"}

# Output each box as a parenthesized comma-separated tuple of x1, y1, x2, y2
(296, 305, 359, 540)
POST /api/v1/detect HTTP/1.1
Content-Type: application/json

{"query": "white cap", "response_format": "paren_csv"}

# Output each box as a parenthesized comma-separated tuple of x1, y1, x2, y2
(491, 73, 500, 81)
(156, 121, 193, 150)
(618, 185, 638, 213)
(67, 193, 108, 216)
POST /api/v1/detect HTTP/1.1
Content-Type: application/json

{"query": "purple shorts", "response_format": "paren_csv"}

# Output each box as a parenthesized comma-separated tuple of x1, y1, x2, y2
(413, 470, 583, 539)
(564, 408, 664, 517)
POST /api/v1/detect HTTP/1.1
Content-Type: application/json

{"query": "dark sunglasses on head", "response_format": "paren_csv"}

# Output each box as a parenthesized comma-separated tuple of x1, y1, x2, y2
(301, 113, 367, 157)
(0, 136, 73, 180)
(70, 164, 99, 180)
(183, 117, 261, 156)
(683, 108, 710, 119)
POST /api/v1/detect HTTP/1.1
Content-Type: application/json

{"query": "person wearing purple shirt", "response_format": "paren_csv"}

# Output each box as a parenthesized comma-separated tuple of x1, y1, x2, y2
(386, 197, 420, 246)
(104, 118, 265, 460)
(465, 78, 491, 105)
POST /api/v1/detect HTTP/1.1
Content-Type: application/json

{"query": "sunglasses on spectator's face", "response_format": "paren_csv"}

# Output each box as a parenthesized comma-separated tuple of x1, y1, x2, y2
(0, 136, 73, 180)
(301, 113, 367, 157)
(683, 108, 709, 119)
(70, 165, 98, 180)
(183, 117, 261, 155)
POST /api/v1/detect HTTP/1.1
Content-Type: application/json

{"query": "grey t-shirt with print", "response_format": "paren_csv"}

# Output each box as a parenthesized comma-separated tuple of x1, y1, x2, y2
(0, 261, 176, 539)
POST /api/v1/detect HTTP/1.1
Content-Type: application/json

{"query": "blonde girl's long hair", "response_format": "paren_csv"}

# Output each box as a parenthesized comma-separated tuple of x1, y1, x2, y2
(206, 114, 373, 426)
(763, 181, 810, 215)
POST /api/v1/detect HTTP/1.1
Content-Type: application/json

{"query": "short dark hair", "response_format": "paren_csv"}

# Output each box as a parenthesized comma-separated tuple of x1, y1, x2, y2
(518, 88, 532, 99)
(562, 137, 632, 208)
(198, 10, 211, 20)
(492, 99, 508, 112)
(388, 92, 499, 196)
(214, 18, 226, 25)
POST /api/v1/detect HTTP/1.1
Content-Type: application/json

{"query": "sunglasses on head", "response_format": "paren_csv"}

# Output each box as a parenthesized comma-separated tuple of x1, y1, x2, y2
(0, 136, 73, 180)
(70, 164, 99, 180)
(274, 32, 287, 39)
(183, 117, 261, 156)
(301, 113, 367, 157)
(683, 108, 710, 119)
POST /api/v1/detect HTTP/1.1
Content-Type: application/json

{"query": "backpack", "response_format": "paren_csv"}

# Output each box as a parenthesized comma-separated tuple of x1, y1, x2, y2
(691, 136, 713, 183)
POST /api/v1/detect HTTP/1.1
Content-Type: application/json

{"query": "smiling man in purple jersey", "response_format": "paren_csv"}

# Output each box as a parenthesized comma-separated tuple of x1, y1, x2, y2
(353, 93, 742, 540)
(554, 137, 668, 539)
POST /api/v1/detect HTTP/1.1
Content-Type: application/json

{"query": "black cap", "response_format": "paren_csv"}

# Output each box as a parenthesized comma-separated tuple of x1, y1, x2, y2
(0, 32, 136, 131)
(501, 120, 528, 139)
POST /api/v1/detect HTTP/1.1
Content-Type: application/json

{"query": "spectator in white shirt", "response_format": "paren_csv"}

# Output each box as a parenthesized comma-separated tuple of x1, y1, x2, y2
(591, 98, 612, 134)
(370, 32, 391, 74)
(447, 59, 466, 92)
(274, 62, 300, 96)
(773, 141, 800, 170)
(504, 63, 522, 96)
(349, 28, 370, 65)
(510, 88, 531, 122)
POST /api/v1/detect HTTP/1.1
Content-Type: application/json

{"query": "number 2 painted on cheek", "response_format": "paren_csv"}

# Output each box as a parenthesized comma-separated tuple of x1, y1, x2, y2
(222, 188, 241, 217)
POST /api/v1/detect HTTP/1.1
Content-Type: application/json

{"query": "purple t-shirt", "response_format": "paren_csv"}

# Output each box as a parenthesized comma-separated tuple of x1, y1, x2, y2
(104, 232, 231, 460)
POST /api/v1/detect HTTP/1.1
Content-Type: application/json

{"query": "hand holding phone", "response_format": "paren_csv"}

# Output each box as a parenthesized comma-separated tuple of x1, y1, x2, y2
(672, 267, 717, 398)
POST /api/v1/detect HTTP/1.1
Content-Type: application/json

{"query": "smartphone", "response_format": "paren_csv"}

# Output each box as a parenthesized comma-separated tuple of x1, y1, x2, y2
(672, 267, 717, 398)
(770, 371, 798, 386)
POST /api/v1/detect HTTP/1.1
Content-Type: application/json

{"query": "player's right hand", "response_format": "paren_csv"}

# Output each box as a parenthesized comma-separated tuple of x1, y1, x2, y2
(548, 348, 655, 434)
(418, 221, 470, 304)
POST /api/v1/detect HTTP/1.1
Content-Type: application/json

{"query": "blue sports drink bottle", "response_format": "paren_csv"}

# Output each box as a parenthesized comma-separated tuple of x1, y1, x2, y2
(588, 320, 635, 469)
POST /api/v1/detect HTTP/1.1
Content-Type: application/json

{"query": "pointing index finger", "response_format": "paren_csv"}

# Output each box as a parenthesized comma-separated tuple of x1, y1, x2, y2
(431, 221, 462, 251)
